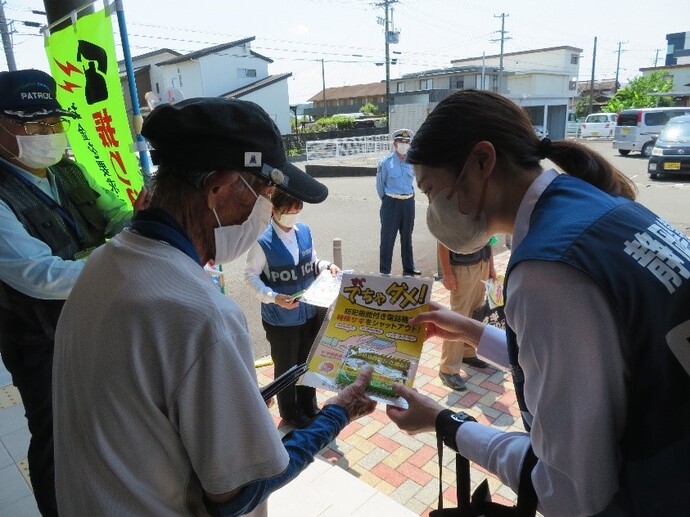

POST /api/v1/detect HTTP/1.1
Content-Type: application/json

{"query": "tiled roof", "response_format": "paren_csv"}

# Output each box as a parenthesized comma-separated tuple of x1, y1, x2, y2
(452, 45, 583, 64)
(118, 48, 181, 67)
(307, 82, 385, 102)
(220, 73, 292, 98)
(157, 37, 256, 65)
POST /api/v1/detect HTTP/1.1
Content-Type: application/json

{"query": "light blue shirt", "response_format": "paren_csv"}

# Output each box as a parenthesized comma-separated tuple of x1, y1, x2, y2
(0, 157, 133, 300)
(376, 151, 415, 199)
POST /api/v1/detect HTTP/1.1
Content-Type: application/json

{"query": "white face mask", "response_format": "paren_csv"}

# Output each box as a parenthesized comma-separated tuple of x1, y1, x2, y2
(213, 176, 273, 264)
(15, 132, 67, 169)
(396, 143, 410, 156)
(426, 187, 490, 255)
(276, 212, 299, 228)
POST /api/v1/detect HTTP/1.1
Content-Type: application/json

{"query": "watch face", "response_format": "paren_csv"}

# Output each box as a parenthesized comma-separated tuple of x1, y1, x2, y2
(451, 412, 475, 423)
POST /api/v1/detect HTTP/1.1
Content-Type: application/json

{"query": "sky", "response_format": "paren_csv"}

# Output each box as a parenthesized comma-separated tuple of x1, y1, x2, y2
(2, 0, 687, 104)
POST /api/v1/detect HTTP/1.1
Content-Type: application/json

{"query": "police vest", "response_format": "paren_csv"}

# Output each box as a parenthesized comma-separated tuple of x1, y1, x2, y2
(258, 223, 317, 327)
(505, 174, 690, 514)
(0, 159, 110, 351)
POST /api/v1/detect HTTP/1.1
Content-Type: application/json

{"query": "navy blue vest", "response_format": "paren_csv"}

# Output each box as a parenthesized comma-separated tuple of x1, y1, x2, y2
(0, 159, 112, 353)
(505, 174, 690, 514)
(258, 223, 317, 327)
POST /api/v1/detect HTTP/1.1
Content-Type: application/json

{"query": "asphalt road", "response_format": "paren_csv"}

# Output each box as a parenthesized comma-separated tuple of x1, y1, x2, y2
(223, 139, 690, 360)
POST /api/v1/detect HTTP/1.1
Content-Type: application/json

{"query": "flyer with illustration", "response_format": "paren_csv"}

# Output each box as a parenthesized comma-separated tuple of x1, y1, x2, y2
(300, 273, 433, 407)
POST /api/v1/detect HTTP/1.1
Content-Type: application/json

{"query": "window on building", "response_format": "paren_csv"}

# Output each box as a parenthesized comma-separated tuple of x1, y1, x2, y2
(155, 83, 160, 94)
(396, 82, 405, 93)
(451, 77, 465, 89)
(237, 68, 257, 78)
(570, 53, 579, 65)
(420, 78, 432, 90)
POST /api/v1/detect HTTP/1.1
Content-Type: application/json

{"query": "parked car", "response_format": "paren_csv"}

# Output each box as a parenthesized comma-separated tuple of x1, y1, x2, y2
(566, 112, 583, 137)
(647, 115, 690, 179)
(533, 125, 549, 139)
(613, 107, 690, 157)
(580, 113, 617, 138)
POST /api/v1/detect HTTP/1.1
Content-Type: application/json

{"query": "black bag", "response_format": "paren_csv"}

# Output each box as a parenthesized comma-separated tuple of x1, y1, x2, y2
(429, 434, 538, 517)
(471, 299, 506, 331)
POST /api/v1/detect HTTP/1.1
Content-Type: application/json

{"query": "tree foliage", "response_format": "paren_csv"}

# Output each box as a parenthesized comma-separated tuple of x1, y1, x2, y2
(576, 95, 594, 118)
(314, 115, 355, 130)
(605, 71, 674, 112)
(359, 102, 378, 116)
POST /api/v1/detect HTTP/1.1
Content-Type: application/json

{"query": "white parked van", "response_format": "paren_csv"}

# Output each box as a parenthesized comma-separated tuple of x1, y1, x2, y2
(613, 107, 690, 157)
(580, 113, 617, 138)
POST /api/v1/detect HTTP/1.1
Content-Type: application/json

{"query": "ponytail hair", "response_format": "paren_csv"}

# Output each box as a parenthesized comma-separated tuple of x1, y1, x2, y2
(544, 140, 636, 200)
(407, 90, 637, 200)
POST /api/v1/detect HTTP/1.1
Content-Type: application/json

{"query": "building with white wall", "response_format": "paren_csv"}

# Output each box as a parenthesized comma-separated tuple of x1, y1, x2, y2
(639, 31, 690, 107)
(119, 37, 294, 134)
(389, 46, 582, 140)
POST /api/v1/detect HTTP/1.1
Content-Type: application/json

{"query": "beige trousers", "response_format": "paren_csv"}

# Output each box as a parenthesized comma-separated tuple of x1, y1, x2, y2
(440, 259, 490, 374)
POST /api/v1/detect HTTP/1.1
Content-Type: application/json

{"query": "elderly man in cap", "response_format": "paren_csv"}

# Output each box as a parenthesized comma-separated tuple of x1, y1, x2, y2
(376, 128, 420, 276)
(52, 97, 376, 516)
(0, 69, 145, 516)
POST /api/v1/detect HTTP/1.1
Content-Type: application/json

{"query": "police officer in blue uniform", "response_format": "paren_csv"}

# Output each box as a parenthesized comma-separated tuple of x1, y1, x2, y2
(376, 129, 420, 276)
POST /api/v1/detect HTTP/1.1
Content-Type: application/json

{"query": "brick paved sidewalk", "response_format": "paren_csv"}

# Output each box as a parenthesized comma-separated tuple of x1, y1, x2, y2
(258, 250, 524, 515)
(1, 252, 520, 516)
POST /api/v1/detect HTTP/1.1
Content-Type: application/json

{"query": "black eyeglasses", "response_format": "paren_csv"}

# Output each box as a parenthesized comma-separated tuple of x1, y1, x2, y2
(4, 117, 71, 136)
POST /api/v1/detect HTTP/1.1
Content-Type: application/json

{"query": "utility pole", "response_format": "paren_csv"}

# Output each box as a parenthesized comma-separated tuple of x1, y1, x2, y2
(376, 0, 398, 132)
(614, 41, 626, 92)
(0, 1, 17, 71)
(492, 13, 510, 94)
(481, 52, 486, 89)
(384, 1, 390, 129)
(321, 58, 327, 117)
(654, 48, 661, 67)
(588, 36, 597, 116)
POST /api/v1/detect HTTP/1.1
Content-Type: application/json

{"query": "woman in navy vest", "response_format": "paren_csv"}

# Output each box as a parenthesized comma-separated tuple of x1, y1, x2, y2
(385, 90, 690, 516)
(246, 190, 340, 428)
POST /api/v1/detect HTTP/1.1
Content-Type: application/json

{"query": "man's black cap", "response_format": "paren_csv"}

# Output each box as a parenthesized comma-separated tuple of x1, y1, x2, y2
(0, 69, 79, 121)
(142, 97, 328, 204)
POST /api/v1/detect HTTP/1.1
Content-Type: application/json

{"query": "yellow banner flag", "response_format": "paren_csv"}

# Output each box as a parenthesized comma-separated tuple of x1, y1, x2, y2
(45, 7, 143, 206)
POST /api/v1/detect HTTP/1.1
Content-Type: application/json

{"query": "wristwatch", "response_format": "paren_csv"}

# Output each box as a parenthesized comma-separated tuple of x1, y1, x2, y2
(435, 409, 477, 452)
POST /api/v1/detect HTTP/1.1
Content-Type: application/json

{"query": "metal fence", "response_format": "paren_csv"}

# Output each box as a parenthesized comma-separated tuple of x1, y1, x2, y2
(306, 135, 390, 161)
(283, 127, 387, 156)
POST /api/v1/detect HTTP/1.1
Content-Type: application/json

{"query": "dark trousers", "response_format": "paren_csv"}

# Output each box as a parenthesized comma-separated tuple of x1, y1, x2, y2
(379, 195, 416, 275)
(1, 339, 58, 516)
(263, 314, 321, 420)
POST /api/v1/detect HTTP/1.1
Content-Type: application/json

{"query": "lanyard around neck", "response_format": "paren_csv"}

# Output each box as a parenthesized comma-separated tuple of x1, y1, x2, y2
(3, 164, 84, 242)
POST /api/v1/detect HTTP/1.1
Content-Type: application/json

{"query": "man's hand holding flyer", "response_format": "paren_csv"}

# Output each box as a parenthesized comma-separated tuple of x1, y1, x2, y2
(301, 273, 433, 407)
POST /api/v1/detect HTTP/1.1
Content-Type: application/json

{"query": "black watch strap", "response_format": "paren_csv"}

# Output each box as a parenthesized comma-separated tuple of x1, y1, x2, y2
(435, 409, 476, 452)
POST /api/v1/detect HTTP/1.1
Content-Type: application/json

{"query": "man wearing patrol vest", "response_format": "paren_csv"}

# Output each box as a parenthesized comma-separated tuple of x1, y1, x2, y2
(0, 69, 145, 516)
